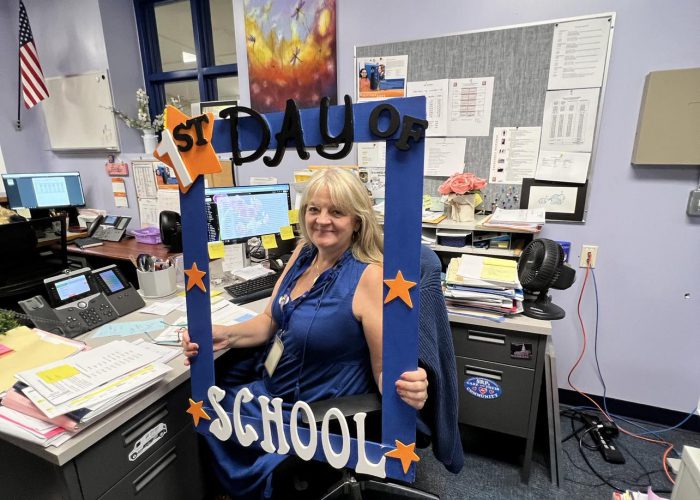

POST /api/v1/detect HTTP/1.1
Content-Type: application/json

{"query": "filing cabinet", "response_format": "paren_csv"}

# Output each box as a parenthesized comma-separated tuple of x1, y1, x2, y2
(452, 323, 543, 437)
(0, 381, 204, 500)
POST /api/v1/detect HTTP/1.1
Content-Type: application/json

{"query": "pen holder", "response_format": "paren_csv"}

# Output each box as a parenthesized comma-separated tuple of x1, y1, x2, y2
(137, 267, 177, 298)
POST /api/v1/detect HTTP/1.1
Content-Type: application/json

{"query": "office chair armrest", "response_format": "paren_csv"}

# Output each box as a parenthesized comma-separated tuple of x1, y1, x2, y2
(302, 393, 381, 424)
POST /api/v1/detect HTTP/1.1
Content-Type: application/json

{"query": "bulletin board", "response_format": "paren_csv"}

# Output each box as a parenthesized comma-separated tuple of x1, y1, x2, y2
(356, 13, 615, 221)
(42, 71, 120, 151)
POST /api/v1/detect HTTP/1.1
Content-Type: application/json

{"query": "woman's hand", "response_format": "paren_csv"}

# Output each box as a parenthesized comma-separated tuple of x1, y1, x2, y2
(395, 367, 429, 410)
(181, 325, 230, 366)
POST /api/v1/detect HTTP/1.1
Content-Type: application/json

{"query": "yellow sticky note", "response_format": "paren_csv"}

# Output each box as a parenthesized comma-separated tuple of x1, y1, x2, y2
(280, 226, 295, 240)
(208, 241, 225, 260)
(37, 364, 80, 383)
(288, 209, 299, 224)
(474, 193, 483, 207)
(422, 195, 432, 210)
(210, 290, 222, 298)
(261, 234, 278, 249)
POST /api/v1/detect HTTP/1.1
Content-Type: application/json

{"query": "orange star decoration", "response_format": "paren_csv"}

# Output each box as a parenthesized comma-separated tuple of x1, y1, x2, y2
(153, 105, 221, 193)
(383, 270, 416, 308)
(184, 262, 207, 292)
(384, 440, 420, 474)
(186, 398, 211, 427)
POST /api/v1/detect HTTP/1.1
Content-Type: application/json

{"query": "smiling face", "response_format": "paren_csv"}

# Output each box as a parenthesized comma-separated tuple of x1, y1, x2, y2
(359, 68, 368, 78)
(305, 186, 359, 255)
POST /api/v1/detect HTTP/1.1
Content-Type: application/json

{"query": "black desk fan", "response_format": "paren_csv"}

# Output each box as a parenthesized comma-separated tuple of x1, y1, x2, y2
(517, 239, 576, 320)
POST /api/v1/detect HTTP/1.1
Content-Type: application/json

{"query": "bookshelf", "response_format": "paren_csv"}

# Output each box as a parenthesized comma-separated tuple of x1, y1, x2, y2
(422, 214, 538, 259)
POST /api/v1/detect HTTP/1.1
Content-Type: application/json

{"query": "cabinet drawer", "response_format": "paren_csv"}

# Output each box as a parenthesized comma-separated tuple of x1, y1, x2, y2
(77, 382, 192, 500)
(451, 324, 540, 368)
(456, 356, 534, 437)
(99, 425, 203, 500)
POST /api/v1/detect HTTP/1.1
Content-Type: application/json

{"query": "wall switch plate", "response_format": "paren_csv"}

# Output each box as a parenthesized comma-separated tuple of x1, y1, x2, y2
(687, 189, 700, 216)
(580, 245, 599, 268)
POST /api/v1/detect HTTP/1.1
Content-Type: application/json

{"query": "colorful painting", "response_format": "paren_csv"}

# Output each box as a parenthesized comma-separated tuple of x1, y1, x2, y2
(243, 0, 337, 113)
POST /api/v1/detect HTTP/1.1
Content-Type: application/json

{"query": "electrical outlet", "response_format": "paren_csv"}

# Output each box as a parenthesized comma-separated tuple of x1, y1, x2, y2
(579, 245, 598, 268)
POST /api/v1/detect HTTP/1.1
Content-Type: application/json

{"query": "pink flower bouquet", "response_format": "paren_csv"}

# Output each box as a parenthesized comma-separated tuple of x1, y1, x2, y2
(438, 172, 487, 222)
(438, 172, 487, 195)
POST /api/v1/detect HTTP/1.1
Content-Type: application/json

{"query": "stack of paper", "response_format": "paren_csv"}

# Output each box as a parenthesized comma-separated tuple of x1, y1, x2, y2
(422, 211, 446, 224)
(0, 341, 172, 447)
(481, 208, 545, 233)
(444, 255, 524, 322)
(0, 326, 86, 397)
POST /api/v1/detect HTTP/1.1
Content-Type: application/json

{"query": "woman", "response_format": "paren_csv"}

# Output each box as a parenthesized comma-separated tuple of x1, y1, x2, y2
(358, 67, 370, 93)
(183, 168, 428, 498)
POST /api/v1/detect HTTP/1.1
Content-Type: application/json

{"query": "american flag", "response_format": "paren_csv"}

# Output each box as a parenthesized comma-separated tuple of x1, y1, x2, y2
(19, 0, 49, 108)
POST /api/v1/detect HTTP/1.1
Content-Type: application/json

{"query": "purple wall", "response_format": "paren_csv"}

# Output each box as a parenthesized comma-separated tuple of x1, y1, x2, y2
(0, 0, 698, 412)
(334, 0, 700, 413)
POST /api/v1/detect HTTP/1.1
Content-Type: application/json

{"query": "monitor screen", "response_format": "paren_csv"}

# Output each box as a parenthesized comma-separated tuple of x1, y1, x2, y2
(54, 274, 91, 302)
(205, 184, 291, 243)
(1, 172, 86, 209)
(98, 269, 126, 293)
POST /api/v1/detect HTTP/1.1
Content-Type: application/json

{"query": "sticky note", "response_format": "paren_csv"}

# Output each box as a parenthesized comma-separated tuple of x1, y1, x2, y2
(474, 193, 483, 207)
(208, 241, 225, 259)
(261, 234, 278, 249)
(422, 195, 432, 210)
(280, 226, 295, 240)
(288, 209, 299, 224)
(210, 290, 222, 298)
(481, 258, 517, 281)
(0, 344, 13, 356)
(38, 365, 80, 383)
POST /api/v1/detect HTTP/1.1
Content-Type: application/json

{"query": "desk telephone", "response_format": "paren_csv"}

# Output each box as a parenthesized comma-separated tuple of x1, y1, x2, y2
(19, 266, 146, 338)
(87, 214, 132, 242)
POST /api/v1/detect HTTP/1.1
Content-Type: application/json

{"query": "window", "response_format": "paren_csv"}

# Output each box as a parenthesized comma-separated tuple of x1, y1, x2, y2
(134, 0, 238, 118)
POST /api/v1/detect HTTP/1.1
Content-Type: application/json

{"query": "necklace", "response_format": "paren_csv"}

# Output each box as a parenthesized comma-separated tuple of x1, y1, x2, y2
(310, 258, 322, 288)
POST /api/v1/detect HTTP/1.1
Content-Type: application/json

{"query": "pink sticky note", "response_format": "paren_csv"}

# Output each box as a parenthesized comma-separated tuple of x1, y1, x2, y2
(0, 344, 13, 356)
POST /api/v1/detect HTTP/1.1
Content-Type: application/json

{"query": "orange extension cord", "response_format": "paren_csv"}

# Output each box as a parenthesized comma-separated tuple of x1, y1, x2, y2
(567, 256, 675, 486)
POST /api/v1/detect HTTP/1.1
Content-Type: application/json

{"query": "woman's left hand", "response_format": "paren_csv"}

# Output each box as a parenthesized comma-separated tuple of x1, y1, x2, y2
(395, 367, 429, 410)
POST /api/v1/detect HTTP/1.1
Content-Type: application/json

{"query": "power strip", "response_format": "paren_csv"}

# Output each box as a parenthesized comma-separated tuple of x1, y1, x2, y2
(581, 414, 626, 464)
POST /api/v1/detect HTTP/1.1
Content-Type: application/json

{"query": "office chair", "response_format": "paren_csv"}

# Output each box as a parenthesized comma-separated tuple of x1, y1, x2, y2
(271, 246, 462, 499)
(0, 217, 68, 310)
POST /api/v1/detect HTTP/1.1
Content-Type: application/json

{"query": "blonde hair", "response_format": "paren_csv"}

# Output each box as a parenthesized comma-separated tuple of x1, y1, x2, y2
(299, 168, 383, 265)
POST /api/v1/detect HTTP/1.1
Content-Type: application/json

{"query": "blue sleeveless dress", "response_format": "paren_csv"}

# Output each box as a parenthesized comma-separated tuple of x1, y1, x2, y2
(205, 245, 375, 498)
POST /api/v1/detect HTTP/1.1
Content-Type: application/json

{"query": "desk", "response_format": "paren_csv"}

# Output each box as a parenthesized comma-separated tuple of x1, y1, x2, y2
(450, 313, 561, 485)
(67, 238, 177, 263)
(0, 293, 267, 500)
(67, 238, 179, 289)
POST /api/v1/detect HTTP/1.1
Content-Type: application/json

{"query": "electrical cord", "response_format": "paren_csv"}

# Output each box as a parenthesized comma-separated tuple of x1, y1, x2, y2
(568, 256, 677, 485)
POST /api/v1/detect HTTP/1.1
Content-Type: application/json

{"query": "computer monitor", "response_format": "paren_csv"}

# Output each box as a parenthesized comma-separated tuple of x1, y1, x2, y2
(205, 184, 291, 244)
(2, 172, 86, 210)
(2, 172, 86, 227)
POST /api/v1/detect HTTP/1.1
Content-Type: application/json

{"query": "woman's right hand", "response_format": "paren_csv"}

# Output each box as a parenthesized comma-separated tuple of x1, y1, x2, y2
(181, 325, 231, 366)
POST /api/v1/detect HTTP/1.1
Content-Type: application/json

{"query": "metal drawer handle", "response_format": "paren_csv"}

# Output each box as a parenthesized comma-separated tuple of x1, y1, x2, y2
(132, 447, 177, 494)
(465, 366, 503, 381)
(122, 404, 168, 446)
(467, 333, 505, 345)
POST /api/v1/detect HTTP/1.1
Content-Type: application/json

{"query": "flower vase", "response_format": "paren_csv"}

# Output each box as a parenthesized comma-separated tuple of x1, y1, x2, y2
(447, 193, 476, 222)
(142, 130, 158, 155)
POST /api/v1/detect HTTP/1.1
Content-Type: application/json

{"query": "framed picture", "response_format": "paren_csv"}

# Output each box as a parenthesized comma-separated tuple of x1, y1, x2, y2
(520, 178, 588, 222)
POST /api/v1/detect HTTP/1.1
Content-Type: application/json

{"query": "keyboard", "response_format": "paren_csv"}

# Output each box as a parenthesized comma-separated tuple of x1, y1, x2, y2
(73, 237, 104, 248)
(225, 272, 281, 305)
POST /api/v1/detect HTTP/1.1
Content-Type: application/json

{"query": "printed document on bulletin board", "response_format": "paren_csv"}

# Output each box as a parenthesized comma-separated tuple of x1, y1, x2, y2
(447, 77, 494, 137)
(540, 88, 599, 152)
(547, 17, 611, 90)
(407, 79, 449, 137)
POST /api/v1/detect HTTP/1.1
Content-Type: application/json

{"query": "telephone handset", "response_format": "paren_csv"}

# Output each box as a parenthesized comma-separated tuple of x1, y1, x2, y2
(88, 214, 132, 242)
(19, 268, 119, 338)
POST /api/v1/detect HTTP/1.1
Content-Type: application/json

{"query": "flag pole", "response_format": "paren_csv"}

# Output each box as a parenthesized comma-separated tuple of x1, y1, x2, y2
(16, 0, 22, 130)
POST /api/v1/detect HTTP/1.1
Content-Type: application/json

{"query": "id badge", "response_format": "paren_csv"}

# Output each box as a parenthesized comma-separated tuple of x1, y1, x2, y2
(264, 334, 284, 377)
